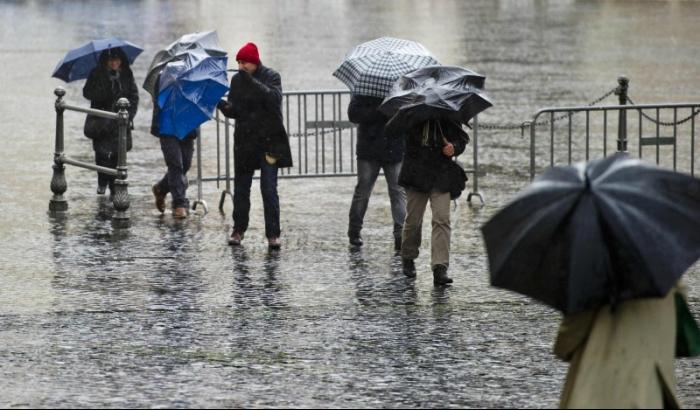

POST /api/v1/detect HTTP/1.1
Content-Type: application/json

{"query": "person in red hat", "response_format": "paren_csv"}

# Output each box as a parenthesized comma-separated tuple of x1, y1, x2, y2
(218, 42, 292, 249)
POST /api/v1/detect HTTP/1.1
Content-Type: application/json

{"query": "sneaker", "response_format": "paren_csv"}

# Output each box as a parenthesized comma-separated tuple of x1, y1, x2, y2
(152, 184, 166, 213)
(173, 207, 188, 219)
(228, 231, 244, 246)
(268, 237, 282, 250)
(433, 265, 453, 286)
(97, 185, 107, 195)
(403, 258, 416, 278)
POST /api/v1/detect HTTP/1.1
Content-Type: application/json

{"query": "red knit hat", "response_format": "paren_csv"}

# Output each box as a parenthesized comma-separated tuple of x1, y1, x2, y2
(236, 42, 261, 65)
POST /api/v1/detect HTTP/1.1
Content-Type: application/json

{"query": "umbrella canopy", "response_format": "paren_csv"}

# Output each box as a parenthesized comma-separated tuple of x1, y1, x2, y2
(157, 51, 229, 139)
(52, 37, 143, 82)
(143, 30, 227, 97)
(333, 37, 439, 98)
(380, 65, 493, 129)
(482, 154, 700, 315)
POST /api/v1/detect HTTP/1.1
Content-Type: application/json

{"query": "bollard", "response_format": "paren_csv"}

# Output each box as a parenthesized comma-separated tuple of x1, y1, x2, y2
(616, 76, 629, 153)
(112, 97, 130, 228)
(192, 127, 209, 214)
(467, 115, 484, 205)
(49, 87, 68, 213)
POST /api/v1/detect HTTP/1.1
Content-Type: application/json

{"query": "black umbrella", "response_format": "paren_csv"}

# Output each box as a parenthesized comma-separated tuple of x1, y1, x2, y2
(380, 65, 493, 129)
(482, 154, 700, 314)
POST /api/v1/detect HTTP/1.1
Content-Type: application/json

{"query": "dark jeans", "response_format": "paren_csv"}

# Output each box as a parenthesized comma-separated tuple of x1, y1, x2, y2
(349, 159, 407, 238)
(156, 137, 194, 209)
(95, 151, 118, 192)
(233, 158, 281, 239)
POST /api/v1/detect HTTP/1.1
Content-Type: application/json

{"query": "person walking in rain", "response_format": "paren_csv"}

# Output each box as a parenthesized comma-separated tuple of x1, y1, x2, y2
(218, 42, 292, 249)
(398, 119, 469, 286)
(150, 72, 197, 219)
(554, 283, 698, 409)
(83, 48, 139, 197)
(346, 95, 406, 250)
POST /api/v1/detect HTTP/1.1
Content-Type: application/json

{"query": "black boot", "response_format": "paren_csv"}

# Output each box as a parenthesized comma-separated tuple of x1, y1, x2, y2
(433, 265, 453, 286)
(349, 232, 363, 247)
(403, 258, 416, 278)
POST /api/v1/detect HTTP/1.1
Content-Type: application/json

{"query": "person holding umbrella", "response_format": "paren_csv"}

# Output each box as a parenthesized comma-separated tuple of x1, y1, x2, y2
(482, 154, 700, 408)
(82, 48, 139, 197)
(218, 42, 292, 249)
(146, 32, 229, 219)
(381, 65, 492, 286)
(52, 38, 142, 197)
(334, 37, 439, 250)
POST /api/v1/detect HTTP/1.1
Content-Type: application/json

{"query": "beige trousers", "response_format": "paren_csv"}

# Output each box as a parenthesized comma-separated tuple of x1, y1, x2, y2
(401, 189, 451, 269)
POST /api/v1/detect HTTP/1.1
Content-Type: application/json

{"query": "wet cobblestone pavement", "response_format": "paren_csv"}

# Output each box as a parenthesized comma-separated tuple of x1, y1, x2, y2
(2, 0, 700, 407)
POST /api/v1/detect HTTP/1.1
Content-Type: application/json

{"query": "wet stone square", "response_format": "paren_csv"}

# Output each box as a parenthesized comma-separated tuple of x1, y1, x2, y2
(2, 0, 700, 408)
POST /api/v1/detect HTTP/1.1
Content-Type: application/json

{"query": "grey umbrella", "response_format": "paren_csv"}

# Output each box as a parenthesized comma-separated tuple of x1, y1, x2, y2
(143, 31, 227, 97)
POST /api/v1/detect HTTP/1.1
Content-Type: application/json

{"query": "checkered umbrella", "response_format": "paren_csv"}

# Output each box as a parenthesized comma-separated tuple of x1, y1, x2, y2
(333, 37, 439, 98)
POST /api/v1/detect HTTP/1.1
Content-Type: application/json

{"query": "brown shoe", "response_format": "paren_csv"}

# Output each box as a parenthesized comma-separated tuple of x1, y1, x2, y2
(152, 184, 166, 213)
(228, 231, 244, 246)
(268, 237, 282, 250)
(173, 207, 188, 219)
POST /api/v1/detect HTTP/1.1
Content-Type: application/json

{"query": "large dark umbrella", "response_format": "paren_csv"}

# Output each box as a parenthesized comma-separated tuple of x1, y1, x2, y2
(380, 65, 493, 129)
(333, 37, 439, 98)
(482, 154, 700, 315)
(52, 37, 143, 82)
(143, 31, 227, 97)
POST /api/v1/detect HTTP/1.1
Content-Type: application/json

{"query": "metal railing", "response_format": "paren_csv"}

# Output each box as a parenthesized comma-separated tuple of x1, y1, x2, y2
(193, 90, 485, 213)
(528, 77, 700, 179)
(49, 87, 131, 227)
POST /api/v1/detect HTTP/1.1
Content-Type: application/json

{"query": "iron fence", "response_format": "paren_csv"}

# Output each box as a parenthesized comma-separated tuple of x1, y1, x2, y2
(193, 90, 484, 213)
(49, 87, 132, 227)
(528, 78, 700, 180)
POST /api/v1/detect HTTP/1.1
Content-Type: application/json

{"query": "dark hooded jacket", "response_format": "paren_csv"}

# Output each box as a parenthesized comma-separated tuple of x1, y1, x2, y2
(348, 95, 405, 164)
(83, 48, 139, 154)
(218, 65, 293, 173)
(398, 119, 469, 194)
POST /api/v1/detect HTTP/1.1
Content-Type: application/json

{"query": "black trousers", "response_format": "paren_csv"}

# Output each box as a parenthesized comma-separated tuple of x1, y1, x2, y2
(95, 151, 118, 192)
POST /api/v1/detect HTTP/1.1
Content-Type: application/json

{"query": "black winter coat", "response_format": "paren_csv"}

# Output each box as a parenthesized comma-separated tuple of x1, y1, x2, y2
(398, 119, 469, 194)
(348, 95, 404, 164)
(83, 49, 139, 154)
(219, 65, 292, 173)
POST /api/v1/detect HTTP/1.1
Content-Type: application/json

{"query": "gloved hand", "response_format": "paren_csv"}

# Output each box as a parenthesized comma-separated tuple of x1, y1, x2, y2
(216, 100, 229, 111)
(237, 69, 252, 82)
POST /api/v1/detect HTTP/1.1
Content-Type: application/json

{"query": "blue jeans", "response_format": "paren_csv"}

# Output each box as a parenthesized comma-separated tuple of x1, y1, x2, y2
(157, 137, 194, 209)
(348, 160, 406, 238)
(233, 158, 280, 239)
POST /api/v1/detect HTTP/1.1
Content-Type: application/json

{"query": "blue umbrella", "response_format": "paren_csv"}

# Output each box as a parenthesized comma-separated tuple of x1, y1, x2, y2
(52, 37, 143, 83)
(157, 51, 229, 139)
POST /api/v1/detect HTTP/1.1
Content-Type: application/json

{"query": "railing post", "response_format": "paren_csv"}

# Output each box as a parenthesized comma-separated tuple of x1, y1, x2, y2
(192, 127, 208, 214)
(112, 98, 130, 228)
(467, 115, 484, 205)
(49, 87, 68, 213)
(616, 76, 629, 153)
